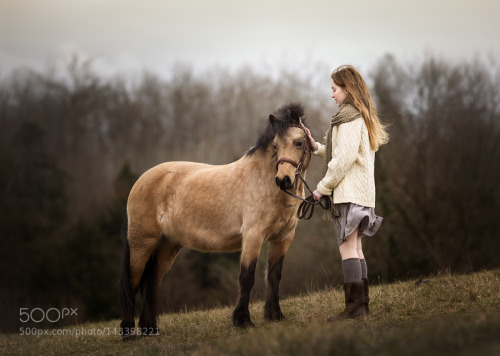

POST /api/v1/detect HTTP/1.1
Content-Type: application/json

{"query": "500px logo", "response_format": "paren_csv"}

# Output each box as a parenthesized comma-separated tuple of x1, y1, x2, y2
(19, 307, 78, 323)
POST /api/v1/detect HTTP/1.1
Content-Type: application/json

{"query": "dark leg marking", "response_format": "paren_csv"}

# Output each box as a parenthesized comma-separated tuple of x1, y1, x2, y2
(264, 255, 286, 321)
(138, 253, 159, 336)
(119, 223, 137, 340)
(232, 259, 257, 328)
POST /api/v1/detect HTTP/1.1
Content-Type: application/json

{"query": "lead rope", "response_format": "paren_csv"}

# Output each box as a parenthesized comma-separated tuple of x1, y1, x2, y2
(280, 175, 331, 220)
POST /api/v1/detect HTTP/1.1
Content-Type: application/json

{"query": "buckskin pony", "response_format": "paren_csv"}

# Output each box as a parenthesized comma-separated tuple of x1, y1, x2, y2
(119, 103, 311, 340)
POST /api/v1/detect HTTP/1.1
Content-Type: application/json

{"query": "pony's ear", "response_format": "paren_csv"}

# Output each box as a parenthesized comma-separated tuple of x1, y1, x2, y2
(269, 114, 279, 127)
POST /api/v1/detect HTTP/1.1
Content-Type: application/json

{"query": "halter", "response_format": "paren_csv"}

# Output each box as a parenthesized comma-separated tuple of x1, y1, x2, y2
(273, 124, 331, 219)
(274, 124, 311, 176)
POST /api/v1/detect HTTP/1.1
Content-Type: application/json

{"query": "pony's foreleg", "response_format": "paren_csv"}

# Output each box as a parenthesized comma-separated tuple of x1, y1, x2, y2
(264, 237, 293, 322)
(232, 234, 263, 328)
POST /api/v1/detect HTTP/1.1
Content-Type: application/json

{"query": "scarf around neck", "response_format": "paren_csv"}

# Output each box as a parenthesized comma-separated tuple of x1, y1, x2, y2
(321, 101, 362, 220)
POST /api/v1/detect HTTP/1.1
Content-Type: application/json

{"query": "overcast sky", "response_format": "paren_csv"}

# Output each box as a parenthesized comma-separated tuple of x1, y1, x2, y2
(1, 0, 499, 79)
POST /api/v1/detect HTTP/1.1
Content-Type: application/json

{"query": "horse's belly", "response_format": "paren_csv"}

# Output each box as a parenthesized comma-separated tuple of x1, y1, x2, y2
(168, 223, 243, 252)
(182, 230, 243, 252)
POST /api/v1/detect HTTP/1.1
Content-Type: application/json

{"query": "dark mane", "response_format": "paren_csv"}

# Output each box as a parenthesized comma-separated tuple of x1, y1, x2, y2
(246, 103, 306, 156)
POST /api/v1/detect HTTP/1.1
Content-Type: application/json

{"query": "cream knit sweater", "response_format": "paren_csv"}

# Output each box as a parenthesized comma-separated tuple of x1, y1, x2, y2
(314, 117, 376, 208)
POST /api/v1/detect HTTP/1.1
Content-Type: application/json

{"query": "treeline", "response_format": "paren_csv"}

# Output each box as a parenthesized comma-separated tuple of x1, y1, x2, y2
(0, 54, 499, 332)
(372, 55, 500, 277)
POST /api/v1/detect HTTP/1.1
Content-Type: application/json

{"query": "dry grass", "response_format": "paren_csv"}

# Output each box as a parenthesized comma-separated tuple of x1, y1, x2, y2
(1, 269, 499, 355)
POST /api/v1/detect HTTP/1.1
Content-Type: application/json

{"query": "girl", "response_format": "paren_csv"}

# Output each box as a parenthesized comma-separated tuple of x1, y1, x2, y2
(305, 65, 388, 320)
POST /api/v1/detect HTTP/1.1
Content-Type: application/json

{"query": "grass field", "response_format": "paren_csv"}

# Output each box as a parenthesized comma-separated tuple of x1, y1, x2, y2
(1, 269, 499, 355)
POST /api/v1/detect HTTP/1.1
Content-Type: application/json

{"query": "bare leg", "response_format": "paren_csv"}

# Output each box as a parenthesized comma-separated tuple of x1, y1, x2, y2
(339, 227, 360, 261)
(356, 234, 365, 260)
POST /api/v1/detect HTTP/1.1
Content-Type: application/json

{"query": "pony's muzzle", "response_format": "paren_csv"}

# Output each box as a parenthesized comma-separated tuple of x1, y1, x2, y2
(275, 175, 294, 190)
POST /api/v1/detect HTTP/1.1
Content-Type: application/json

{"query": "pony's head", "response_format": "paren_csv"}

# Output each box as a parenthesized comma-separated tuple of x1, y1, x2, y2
(247, 103, 311, 190)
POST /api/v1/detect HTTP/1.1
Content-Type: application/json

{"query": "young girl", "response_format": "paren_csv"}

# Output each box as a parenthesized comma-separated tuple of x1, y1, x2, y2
(305, 65, 388, 320)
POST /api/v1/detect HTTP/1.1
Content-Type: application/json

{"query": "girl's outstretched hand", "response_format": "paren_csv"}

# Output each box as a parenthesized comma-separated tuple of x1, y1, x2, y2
(303, 127, 318, 151)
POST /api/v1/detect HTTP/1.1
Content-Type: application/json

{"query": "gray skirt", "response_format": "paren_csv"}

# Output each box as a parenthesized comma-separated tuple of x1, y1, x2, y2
(333, 203, 383, 246)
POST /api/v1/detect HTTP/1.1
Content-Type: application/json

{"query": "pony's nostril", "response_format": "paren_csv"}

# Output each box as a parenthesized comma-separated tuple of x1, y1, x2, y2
(283, 176, 292, 189)
(276, 176, 294, 190)
(276, 175, 292, 190)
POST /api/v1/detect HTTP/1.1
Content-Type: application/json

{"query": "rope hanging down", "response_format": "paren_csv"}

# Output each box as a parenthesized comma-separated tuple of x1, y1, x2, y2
(281, 175, 331, 220)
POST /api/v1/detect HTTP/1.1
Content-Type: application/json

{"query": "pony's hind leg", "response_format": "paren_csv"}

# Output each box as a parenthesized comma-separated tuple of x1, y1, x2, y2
(125, 225, 162, 337)
(138, 251, 159, 336)
(138, 236, 182, 336)
(119, 223, 136, 340)
(264, 238, 293, 322)
(155, 236, 182, 286)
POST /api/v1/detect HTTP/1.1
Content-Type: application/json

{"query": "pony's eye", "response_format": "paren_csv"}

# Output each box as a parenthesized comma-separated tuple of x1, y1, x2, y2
(295, 141, 303, 149)
(272, 144, 278, 151)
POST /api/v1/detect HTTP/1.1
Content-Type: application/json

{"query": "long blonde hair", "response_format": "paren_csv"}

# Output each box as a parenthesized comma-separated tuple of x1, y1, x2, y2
(332, 65, 389, 151)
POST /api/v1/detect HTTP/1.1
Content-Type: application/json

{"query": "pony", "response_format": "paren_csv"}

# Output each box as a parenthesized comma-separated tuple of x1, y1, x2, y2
(119, 103, 312, 339)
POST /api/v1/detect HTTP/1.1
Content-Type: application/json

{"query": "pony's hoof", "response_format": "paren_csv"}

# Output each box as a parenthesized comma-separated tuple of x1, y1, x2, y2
(264, 309, 286, 322)
(233, 318, 254, 328)
(120, 320, 136, 341)
(232, 310, 254, 328)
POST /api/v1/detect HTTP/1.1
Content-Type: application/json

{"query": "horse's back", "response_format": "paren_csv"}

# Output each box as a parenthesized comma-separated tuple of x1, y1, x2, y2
(127, 161, 211, 225)
(129, 160, 235, 201)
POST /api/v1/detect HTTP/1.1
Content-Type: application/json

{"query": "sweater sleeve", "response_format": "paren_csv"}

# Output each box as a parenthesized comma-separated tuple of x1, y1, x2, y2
(317, 118, 363, 196)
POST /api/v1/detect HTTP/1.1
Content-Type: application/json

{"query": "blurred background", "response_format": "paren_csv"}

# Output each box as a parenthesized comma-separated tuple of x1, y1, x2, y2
(1, 0, 499, 333)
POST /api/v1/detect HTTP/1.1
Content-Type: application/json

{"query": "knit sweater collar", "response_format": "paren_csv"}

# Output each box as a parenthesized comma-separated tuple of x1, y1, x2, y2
(330, 101, 362, 127)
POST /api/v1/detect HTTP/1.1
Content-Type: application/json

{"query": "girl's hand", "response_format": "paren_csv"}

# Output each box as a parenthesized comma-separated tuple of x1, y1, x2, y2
(303, 127, 318, 151)
(313, 189, 323, 201)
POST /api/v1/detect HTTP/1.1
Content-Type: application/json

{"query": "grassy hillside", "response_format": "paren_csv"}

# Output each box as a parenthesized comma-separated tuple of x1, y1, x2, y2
(2, 269, 499, 355)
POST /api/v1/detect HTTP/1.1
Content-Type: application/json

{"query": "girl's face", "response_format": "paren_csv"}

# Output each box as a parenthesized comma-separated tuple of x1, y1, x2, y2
(331, 80, 347, 107)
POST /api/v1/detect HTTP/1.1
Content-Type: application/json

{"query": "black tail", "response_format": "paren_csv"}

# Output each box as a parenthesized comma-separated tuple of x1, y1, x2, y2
(138, 251, 159, 333)
(119, 217, 135, 332)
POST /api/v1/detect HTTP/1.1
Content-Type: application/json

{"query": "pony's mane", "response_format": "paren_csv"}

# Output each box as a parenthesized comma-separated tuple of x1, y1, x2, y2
(247, 103, 306, 156)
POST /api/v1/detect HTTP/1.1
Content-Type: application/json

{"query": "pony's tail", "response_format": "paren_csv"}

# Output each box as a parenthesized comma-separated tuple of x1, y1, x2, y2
(119, 216, 135, 328)
(138, 250, 159, 332)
